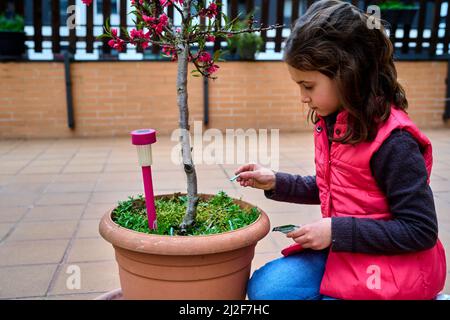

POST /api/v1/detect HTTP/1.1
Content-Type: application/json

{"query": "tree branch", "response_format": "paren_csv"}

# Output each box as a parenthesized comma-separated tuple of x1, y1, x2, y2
(171, 2, 185, 21)
(197, 23, 285, 38)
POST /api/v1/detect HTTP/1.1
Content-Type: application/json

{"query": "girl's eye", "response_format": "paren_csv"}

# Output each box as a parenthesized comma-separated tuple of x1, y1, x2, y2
(303, 86, 313, 90)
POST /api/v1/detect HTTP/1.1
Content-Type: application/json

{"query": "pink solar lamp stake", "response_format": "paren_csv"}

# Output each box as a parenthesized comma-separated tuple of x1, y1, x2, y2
(131, 129, 157, 231)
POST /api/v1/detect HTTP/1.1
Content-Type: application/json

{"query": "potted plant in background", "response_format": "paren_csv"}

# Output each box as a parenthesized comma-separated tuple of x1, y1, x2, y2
(81, 0, 283, 300)
(378, 0, 419, 27)
(225, 15, 264, 60)
(236, 32, 264, 60)
(0, 7, 26, 59)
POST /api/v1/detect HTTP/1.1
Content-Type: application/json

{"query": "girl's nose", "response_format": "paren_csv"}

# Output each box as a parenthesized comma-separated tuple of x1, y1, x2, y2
(301, 96, 311, 103)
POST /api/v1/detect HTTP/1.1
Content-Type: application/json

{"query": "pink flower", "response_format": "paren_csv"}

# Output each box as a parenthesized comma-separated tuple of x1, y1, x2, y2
(111, 28, 118, 37)
(143, 14, 169, 36)
(129, 28, 150, 50)
(209, 3, 218, 12)
(160, 0, 183, 7)
(82, 0, 93, 6)
(206, 35, 215, 42)
(159, 14, 168, 26)
(132, 29, 146, 39)
(108, 38, 125, 52)
(162, 45, 178, 61)
(206, 64, 220, 74)
(198, 51, 211, 63)
(199, 2, 218, 19)
(142, 15, 156, 24)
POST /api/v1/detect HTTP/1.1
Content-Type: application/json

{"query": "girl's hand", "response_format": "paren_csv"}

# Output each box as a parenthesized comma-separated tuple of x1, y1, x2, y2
(286, 218, 332, 250)
(234, 163, 276, 191)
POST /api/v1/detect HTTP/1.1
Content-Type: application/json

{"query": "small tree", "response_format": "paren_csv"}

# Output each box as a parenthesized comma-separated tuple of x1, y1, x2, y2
(83, 0, 282, 233)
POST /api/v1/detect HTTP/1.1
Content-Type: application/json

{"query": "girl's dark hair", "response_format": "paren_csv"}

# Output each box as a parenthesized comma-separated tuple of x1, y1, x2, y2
(284, 0, 408, 144)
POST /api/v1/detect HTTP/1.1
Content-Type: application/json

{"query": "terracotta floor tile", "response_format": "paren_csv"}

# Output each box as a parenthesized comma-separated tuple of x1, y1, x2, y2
(54, 173, 100, 183)
(1, 182, 49, 194)
(0, 223, 14, 240)
(20, 166, 64, 174)
(76, 220, 101, 238)
(62, 165, 104, 174)
(0, 193, 41, 207)
(36, 193, 91, 206)
(66, 238, 115, 263)
(7, 220, 78, 241)
(10, 174, 56, 183)
(48, 261, 120, 296)
(23, 205, 85, 221)
(93, 181, 142, 192)
(89, 191, 140, 205)
(83, 203, 115, 220)
(0, 264, 58, 299)
(45, 292, 107, 300)
(45, 181, 96, 193)
(0, 207, 28, 223)
(0, 239, 69, 266)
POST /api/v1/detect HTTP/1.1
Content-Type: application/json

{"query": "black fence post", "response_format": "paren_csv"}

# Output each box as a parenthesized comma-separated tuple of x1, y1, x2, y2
(444, 58, 450, 122)
(64, 51, 75, 129)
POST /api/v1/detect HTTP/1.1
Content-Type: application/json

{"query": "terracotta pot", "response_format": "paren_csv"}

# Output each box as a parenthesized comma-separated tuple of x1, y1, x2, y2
(99, 193, 270, 300)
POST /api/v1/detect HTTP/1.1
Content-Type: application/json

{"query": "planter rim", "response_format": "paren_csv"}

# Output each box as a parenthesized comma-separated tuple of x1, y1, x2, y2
(99, 193, 271, 256)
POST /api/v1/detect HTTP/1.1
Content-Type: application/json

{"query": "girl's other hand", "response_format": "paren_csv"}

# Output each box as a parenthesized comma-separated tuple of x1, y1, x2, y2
(234, 163, 276, 191)
(286, 218, 332, 250)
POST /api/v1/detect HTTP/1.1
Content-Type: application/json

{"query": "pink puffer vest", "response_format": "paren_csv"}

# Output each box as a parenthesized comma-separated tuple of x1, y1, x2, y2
(315, 107, 446, 300)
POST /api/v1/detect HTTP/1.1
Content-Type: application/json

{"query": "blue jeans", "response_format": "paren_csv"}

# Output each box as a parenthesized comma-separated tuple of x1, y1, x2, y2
(247, 249, 338, 300)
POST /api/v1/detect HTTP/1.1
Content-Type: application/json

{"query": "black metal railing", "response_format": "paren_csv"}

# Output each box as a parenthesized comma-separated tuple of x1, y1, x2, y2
(0, 0, 449, 59)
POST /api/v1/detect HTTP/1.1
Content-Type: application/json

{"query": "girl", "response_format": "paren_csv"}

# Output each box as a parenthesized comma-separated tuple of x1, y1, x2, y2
(234, 0, 446, 300)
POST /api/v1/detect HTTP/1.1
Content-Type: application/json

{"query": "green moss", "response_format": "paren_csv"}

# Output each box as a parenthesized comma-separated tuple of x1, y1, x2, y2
(112, 191, 260, 236)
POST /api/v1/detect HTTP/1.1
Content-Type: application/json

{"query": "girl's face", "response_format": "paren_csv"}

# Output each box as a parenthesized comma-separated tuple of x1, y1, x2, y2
(287, 65, 342, 116)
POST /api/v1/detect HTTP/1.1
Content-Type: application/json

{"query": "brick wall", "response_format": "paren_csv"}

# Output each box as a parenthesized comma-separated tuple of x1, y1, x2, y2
(0, 61, 448, 138)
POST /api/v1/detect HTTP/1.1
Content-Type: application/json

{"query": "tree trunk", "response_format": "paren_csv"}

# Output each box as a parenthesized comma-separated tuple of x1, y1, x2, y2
(178, 1, 199, 233)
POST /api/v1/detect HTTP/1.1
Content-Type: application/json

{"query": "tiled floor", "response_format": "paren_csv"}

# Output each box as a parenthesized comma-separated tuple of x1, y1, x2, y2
(1, 130, 450, 299)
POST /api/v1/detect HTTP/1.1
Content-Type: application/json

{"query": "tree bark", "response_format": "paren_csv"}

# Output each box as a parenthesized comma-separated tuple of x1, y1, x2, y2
(178, 0, 199, 233)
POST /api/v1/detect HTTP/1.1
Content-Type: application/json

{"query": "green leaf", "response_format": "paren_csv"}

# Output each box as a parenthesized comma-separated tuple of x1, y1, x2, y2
(120, 26, 129, 37)
(213, 49, 222, 61)
(105, 17, 111, 32)
(96, 34, 111, 40)
(223, 13, 229, 25)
